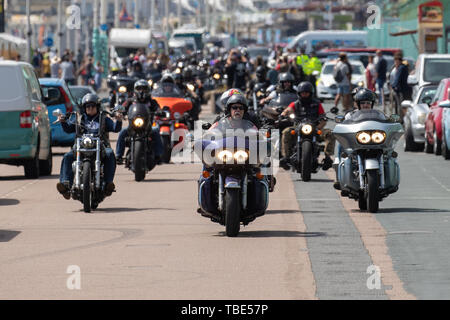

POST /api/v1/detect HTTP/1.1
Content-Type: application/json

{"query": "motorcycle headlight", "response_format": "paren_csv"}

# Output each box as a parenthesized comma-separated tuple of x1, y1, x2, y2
(417, 112, 426, 124)
(118, 86, 127, 93)
(358, 81, 364, 87)
(356, 131, 372, 144)
(217, 150, 233, 163)
(187, 83, 195, 91)
(82, 136, 95, 148)
(175, 68, 182, 74)
(234, 150, 249, 163)
(133, 117, 145, 128)
(148, 79, 153, 87)
(301, 124, 313, 135)
(213, 73, 221, 80)
(256, 91, 264, 97)
(289, 113, 295, 120)
(371, 131, 386, 144)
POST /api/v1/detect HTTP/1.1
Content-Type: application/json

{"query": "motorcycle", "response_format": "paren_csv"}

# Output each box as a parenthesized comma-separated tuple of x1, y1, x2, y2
(195, 120, 270, 237)
(124, 102, 158, 181)
(107, 75, 136, 111)
(289, 116, 325, 181)
(52, 106, 122, 213)
(152, 82, 192, 163)
(332, 110, 404, 213)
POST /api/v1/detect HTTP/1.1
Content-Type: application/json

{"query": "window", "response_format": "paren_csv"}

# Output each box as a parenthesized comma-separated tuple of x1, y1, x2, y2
(423, 58, 450, 83)
(22, 67, 42, 101)
(432, 82, 444, 104)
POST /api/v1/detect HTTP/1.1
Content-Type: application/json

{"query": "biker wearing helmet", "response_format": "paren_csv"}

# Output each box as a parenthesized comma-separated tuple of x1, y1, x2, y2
(247, 66, 270, 98)
(56, 93, 123, 199)
(279, 81, 335, 171)
(259, 72, 296, 105)
(213, 88, 261, 128)
(115, 80, 164, 165)
(130, 60, 146, 79)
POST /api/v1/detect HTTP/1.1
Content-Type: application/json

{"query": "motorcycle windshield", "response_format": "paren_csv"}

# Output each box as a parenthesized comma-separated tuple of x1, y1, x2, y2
(268, 92, 297, 108)
(194, 118, 263, 165)
(343, 109, 388, 124)
(152, 82, 183, 98)
(128, 103, 150, 121)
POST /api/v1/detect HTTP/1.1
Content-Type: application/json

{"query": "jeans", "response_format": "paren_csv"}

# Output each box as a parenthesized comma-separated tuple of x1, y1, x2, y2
(115, 127, 164, 158)
(60, 147, 116, 185)
(376, 79, 386, 105)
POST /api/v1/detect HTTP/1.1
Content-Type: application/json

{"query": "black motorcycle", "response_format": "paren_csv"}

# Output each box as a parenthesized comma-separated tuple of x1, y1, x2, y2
(289, 117, 324, 182)
(107, 75, 136, 110)
(124, 102, 158, 181)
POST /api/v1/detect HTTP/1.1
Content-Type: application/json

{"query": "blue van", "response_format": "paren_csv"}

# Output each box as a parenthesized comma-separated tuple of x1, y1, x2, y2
(0, 61, 52, 178)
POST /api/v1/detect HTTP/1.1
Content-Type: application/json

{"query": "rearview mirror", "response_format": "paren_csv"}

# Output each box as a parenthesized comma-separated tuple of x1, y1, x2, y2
(390, 114, 401, 123)
(407, 75, 418, 86)
(438, 100, 450, 108)
(202, 123, 212, 130)
(400, 100, 412, 109)
(330, 107, 339, 114)
(335, 115, 345, 123)
(52, 108, 63, 117)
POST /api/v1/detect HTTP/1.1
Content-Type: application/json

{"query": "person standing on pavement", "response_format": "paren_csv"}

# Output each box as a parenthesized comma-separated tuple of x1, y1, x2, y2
(374, 50, 387, 111)
(60, 53, 76, 85)
(50, 55, 61, 78)
(365, 55, 376, 92)
(391, 53, 412, 118)
(333, 53, 352, 112)
(304, 51, 322, 97)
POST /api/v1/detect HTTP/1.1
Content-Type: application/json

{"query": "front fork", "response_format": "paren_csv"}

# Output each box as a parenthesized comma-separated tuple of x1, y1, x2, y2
(218, 172, 247, 212)
(357, 154, 385, 191)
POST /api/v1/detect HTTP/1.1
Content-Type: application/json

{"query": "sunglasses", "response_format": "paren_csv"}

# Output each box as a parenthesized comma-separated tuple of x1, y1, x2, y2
(85, 104, 97, 109)
(231, 105, 244, 111)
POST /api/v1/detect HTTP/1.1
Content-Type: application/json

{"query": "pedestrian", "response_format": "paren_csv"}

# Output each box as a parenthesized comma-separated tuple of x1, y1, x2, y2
(391, 53, 412, 118)
(267, 59, 279, 85)
(365, 55, 376, 91)
(94, 61, 104, 92)
(304, 51, 322, 97)
(50, 55, 61, 78)
(374, 50, 387, 111)
(60, 54, 76, 85)
(42, 53, 51, 77)
(333, 52, 352, 112)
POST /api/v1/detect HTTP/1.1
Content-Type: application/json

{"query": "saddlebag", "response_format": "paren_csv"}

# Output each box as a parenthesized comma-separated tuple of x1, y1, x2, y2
(198, 176, 218, 215)
(247, 177, 269, 216)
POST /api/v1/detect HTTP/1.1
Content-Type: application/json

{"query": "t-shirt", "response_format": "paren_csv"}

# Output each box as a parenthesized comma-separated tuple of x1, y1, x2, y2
(335, 61, 350, 86)
(60, 61, 75, 80)
(375, 57, 387, 81)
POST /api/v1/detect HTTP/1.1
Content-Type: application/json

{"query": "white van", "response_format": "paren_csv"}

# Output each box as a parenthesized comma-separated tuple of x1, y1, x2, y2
(109, 28, 167, 70)
(0, 61, 52, 178)
(287, 30, 368, 54)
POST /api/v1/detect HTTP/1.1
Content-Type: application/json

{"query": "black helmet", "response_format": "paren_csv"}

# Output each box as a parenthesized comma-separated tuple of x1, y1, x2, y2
(134, 79, 151, 102)
(256, 66, 266, 79)
(81, 93, 100, 113)
(297, 81, 313, 95)
(226, 93, 248, 114)
(278, 72, 295, 83)
(354, 88, 377, 109)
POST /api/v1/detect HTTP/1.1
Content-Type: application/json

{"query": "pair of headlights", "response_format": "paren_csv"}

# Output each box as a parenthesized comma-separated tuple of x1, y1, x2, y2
(216, 150, 249, 164)
(356, 131, 386, 144)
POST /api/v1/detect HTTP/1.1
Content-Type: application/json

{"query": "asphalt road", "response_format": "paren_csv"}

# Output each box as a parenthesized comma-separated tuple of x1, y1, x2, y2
(1, 99, 450, 300)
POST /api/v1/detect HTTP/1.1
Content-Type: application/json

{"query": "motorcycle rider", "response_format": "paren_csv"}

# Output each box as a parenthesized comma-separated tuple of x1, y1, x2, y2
(115, 79, 164, 165)
(130, 60, 146, 79)
(56, 93, 123, 199)
(247, 66, 271, 99)
(333, 88, 384, 190)
(279, 81, 334, 171)
(259, 72, 296, 106)
(214, 88, 261, 128)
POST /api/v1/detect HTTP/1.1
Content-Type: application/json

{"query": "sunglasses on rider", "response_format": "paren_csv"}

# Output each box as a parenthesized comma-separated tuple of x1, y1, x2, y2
(85, 103, 97, 109)
(231, 105, 244, 111)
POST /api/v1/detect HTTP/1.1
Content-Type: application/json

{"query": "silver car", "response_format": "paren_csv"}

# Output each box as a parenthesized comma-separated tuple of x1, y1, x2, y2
(401, 84, 438, 152)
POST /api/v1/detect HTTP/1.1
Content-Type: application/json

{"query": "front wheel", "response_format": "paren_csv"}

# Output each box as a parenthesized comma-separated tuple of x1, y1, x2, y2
(82, 161, 92, 213)
(224, 188, 241, 237)
(162, 135, 171, 163)
(442, 133, 450, 160)
(301, 140, 312, 182)
(133, 140, 146, 181)
(358, 190, 367, 211)
(367, 170, 379, 213)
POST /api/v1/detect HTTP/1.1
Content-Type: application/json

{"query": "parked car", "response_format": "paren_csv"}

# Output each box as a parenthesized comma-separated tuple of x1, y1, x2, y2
(424, 78, 450, 155)
(0, 61, 52, 178)
(407, 54, 450, 100)
(69, 85, 96, 104)
(316, 60, 365, 100)
(39, 78, 78, 146)
(440, 100, 450, 159)
(401, 84, 438, 151)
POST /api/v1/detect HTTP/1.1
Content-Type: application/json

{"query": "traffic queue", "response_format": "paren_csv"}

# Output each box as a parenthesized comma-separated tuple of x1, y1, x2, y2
(2, 43, 450, 237)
